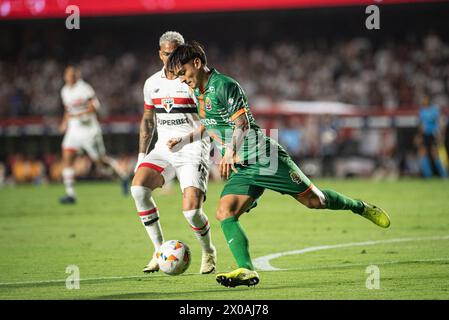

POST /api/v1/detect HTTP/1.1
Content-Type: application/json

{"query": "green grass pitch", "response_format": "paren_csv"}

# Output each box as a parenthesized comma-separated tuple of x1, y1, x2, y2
(0, 179, 448, 300)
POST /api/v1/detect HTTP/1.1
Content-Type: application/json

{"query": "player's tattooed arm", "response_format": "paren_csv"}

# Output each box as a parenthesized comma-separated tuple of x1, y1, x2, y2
(228, 111, 250, 155)
(220, 111, 249, 179)
(139, 108, 158, 154)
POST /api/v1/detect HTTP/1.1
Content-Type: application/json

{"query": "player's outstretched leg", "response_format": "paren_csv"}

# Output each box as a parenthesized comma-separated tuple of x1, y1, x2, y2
(215, 195, 260, 288)
(295, 185, 391, 228)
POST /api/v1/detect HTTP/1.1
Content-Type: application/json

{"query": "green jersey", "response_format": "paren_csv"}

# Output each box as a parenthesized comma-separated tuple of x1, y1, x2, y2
(193, 69, 312, 200)
(194, 69, 269, 163)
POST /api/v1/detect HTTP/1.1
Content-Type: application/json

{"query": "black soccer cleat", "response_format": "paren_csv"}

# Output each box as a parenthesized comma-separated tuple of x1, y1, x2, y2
(216, 268, 260, 288)
(59, 195, 76, 204)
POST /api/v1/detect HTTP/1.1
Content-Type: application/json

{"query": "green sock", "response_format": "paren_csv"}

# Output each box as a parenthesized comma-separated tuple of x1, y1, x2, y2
(321, 189, 364, 214)
(220, 216, 254, 270)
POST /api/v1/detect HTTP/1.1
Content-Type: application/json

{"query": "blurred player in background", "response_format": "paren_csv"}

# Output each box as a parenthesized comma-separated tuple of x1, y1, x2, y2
(167, 42, 391, 288)
(417, 94, 447, 178)
(130, 32, 216, 274)
(59, 66, 130, 204)
(445, 113, 449, 170)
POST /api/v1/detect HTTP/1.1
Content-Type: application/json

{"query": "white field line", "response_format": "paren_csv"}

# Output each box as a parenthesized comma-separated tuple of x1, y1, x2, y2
(0, 272, 198, 287)
(1, 235, 449, 287)
(1, 257, 448, 289)
(269, 257, 449, 272)
(252, 235, 449, 271)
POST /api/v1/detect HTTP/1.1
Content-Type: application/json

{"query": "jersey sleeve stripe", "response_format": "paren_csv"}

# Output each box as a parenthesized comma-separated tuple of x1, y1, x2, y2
(298, 183, 314, 197)
(144, 103, 155, 110)
(230, 108, 247, 121)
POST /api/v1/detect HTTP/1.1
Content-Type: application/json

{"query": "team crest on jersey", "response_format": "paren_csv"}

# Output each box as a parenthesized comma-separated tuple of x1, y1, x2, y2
(289, 170, 302, 184)
(205, 97, 212, 111)
(161, 98, 174, 112)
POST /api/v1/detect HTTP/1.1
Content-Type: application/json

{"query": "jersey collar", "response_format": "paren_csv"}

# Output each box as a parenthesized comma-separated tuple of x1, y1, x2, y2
(199, 68, 217, 94)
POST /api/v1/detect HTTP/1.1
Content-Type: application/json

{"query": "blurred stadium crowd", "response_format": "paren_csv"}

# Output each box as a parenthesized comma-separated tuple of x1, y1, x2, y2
(0, 153, 135, 186)
(1, 33, 449, 118)
(1, 23, 449, 185)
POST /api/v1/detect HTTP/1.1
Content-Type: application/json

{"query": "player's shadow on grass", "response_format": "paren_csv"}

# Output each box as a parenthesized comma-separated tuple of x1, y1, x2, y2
(91, 281, 355, 299)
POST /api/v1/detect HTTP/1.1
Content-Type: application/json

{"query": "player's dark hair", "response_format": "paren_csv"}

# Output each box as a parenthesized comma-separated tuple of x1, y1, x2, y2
(65, 64, 79, 71)
(167, 41, 207, 72)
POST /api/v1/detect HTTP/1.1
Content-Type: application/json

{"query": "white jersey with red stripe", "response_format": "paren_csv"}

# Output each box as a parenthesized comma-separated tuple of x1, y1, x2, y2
(141, 68, 210, 192)
(143, 68, 201, 141)
(61, 79, 101, 132)
(60, 80, 105, 160)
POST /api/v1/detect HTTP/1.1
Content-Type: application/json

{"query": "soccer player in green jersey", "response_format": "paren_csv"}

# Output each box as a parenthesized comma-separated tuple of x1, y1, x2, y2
(166, 42, 391, 288)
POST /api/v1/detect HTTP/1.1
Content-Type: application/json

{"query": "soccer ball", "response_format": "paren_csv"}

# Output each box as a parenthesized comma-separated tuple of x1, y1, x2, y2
(156, 240, 191, 276)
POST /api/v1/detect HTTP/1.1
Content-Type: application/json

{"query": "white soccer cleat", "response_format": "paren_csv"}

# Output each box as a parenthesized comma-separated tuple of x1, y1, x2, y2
(200, 246, 217, 274)
(142, 253, 159, 273)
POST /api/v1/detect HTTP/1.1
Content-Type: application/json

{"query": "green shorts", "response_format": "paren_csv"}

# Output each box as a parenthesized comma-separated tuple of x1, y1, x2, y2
(220, 146, 312, 210)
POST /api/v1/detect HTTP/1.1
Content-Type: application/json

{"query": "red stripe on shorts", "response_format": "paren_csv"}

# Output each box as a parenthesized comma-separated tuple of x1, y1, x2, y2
(137, 162, 164, 173)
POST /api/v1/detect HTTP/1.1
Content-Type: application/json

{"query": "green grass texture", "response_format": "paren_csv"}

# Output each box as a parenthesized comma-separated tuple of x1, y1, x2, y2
(0, 179, 448, 299)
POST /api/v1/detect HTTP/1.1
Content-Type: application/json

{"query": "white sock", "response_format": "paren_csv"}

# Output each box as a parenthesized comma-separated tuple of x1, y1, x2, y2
(130, 186, 164, 251)
(62, 167, 76, 197)
(183, 208, 214, 253)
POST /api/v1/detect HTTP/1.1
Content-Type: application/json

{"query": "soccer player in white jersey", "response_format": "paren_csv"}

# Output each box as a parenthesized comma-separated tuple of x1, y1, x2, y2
(59, 65, 130, 204)
(130, 31, 216, 274)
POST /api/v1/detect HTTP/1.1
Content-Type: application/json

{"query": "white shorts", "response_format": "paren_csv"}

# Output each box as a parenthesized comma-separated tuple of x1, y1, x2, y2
(62, 127, 106, 161)
(138, 138, 210, 193)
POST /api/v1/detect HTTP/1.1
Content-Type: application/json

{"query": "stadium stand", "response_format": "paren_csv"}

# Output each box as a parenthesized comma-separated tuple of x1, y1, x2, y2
(1, 3, 448, 182)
